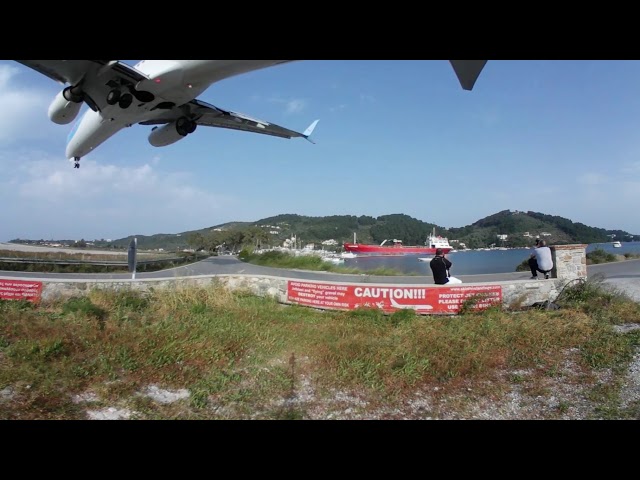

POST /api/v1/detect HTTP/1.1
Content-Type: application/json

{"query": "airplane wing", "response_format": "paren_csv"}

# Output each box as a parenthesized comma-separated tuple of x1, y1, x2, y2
(140, 99, 320, 143)
(14, 60, 148, 111)
(449, 60, 488, 91)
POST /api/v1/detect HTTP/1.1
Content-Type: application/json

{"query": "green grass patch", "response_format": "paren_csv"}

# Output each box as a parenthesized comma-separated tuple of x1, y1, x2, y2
(1, 280, 639, 419)
(587, 248, 618, 264)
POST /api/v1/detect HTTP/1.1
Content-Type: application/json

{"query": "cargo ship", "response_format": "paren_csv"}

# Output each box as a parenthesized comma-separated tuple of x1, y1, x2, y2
(343, 229, 453, 256)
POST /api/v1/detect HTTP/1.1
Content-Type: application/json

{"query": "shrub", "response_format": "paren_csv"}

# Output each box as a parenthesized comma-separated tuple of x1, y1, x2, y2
(587, 248, 617, 265)
(62, 297, 107, 321)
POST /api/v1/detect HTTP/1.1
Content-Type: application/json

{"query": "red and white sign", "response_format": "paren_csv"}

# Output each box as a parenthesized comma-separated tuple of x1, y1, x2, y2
(287, 281, 502, 314)
(0, 279, 43, 303)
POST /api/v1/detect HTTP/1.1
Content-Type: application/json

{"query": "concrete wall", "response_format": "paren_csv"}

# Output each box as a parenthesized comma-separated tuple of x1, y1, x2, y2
(2, 244, 588, 314)
(27, 274, 560, 314)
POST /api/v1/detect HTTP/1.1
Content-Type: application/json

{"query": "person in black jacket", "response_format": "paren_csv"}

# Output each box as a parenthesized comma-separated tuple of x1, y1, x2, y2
(429, 248, 462, 285)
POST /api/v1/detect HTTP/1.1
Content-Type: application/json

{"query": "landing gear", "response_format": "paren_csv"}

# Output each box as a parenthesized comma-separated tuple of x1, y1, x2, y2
(118, 94, 133, 109)
(106, 89, 121, 105)
(73, 157, 80, 169)
(105, 89, 133, 109)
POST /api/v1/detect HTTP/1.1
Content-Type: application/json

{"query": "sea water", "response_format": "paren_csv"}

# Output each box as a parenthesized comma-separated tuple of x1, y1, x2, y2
(342, 242, 640, 276)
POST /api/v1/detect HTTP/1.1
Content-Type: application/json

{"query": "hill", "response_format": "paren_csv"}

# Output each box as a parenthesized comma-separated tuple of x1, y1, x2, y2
(10, 210, 639, 251)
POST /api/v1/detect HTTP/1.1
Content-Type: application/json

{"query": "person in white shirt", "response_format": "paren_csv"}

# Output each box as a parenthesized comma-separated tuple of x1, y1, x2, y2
(528, 239, 553, 279)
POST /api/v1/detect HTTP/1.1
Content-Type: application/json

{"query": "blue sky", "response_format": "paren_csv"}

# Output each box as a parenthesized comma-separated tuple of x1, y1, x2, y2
(1, 60, 640, 242)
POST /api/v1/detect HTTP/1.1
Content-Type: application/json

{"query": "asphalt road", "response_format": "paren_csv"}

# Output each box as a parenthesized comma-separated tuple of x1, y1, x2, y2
(587, 259, 640, 301)
(0, 255, 549, 283)
(2, 255, 638, 302)
(1, 254, 638, 286)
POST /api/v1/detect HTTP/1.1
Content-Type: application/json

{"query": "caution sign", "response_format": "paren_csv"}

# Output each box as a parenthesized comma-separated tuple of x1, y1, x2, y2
(0, 279, 43, 303)
(287, 281, 502, 314)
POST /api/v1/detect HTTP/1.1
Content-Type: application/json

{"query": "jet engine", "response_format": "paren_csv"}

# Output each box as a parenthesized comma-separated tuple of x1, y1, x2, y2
(148, 117, 197, 147)
(48, 89, 83, 125)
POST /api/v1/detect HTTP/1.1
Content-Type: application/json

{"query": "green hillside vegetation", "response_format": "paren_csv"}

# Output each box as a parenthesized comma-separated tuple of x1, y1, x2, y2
(10, 210, 638, 252)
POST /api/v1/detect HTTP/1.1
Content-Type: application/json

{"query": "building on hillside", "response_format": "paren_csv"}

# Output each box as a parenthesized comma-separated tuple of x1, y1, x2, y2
(283, 235, 297, 249)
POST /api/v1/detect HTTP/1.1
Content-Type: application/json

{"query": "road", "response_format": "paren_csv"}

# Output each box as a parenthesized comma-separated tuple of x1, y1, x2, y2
(1, 254, 638, 288)
(588, 259, 640, 301)
(0, 255, 555, 283)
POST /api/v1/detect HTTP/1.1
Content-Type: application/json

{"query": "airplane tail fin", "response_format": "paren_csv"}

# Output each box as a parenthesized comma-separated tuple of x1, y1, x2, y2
(303, 119, 320, 143)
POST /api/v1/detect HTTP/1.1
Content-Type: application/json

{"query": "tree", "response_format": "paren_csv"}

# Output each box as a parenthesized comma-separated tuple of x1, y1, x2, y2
(187, 233, 205, 250)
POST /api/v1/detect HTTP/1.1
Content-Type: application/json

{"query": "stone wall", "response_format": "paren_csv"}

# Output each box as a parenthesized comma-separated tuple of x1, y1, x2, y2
(550, 244, 588, 282)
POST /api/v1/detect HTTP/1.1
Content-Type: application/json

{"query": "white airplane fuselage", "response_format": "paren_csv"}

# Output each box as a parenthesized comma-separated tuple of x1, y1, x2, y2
(65, 60, 292, 160)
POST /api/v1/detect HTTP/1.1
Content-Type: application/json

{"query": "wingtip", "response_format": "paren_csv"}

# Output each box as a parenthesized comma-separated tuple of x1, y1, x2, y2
(303, 119, 320, 138)
(449, 60, 487, 91)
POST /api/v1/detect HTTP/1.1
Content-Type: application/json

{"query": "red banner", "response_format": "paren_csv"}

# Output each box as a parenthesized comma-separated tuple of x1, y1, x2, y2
(287, 281, 502, 314)
(0, 279, 43, 303)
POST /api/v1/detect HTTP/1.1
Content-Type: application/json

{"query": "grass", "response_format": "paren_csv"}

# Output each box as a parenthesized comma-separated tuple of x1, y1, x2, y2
(239, 250, 411, 276)
(1, 276, 639, 419)
(586, 248, 619, 265)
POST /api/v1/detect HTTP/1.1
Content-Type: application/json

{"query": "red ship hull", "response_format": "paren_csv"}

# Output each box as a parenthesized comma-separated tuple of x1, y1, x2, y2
(343, 243, 452, 256)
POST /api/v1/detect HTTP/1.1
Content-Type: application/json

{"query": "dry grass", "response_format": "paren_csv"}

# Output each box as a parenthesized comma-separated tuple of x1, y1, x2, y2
(1, 279, 639, 420)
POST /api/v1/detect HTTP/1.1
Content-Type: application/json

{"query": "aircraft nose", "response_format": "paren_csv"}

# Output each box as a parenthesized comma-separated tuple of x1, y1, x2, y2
(65, 142, 77, 160)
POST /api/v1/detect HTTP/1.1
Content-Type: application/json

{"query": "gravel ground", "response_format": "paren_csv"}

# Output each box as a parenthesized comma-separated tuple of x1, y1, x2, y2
(603, 278, 640, 303)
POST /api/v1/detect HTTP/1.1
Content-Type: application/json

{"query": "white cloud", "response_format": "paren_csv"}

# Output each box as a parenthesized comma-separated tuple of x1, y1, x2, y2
(285, 99, 306, 114)
(475, 110, 500, 127)
(0, 64, 19, 87)
(0, 151, 237, 240)
(329, 104, 347, 112)
(621, 180, 640, 200)
(577, 172, 607, 186)
(359, 93, 376, 104)
(621, 160, 640, 175)
(264, 95, 307, 115)
(0, 64, 61, 145)
(249, 93, 308, 114)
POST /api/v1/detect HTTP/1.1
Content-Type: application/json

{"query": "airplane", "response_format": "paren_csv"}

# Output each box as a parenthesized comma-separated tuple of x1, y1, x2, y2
(14, 60, 487, 169)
